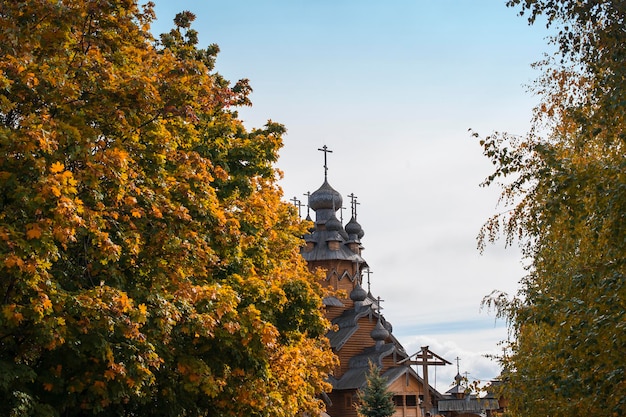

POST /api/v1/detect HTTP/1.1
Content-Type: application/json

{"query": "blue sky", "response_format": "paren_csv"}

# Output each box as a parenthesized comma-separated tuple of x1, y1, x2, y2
(150, 0, 553, 387)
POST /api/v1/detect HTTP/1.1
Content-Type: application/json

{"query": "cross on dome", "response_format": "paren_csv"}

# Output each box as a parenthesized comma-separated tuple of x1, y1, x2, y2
(375, 296, 384, 315)
(317, 145, 332, 180)
(348, 193, 360, 218)
(290, 196, 303, 218)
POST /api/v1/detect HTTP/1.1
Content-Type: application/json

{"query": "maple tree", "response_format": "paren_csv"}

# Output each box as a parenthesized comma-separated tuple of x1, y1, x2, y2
(478, 1, 625, 416)
(0, 1, 336, 416)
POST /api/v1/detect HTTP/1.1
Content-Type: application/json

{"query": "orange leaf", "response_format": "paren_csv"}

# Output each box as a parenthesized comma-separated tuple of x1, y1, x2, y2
(50, 161, 64, 174)
(50, 185, 61, 197)
(26, 224, 42, 239)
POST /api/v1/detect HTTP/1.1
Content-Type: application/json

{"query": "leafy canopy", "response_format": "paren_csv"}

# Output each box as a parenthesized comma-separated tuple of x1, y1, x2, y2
(0, 1, 336, 416)
(478, 2, 625, 417)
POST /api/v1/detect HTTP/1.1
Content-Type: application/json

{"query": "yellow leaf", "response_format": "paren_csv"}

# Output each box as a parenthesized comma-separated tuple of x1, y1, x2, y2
(41, 295, 52, 310)
(1, 304, 14, 319)
(50, 185, 61, 197)
(151, 205, 163, 219)
(50, 161, 64, 174)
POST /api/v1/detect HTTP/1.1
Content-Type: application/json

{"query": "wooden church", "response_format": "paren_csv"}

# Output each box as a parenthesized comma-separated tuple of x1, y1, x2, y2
(296, 147, 452, 417)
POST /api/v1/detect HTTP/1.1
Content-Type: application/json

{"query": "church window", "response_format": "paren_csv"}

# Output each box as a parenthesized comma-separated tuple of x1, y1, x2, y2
(393, 395, 404, 406)
(345, 394, 354, 408)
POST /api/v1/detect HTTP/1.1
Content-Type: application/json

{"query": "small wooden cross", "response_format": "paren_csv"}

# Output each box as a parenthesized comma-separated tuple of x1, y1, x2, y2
(348, 193, 359, 218)
(365, 268, 373, 293)
(303, 191, 311, 217)
(290, 197, 303, 218)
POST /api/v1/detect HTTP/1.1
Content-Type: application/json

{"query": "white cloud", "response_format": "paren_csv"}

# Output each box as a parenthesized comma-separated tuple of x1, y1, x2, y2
(399, 328, 507, 393)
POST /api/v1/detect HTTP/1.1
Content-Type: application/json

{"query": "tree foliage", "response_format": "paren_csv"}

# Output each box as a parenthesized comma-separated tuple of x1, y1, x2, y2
(0, 1, 336, 416)
(478, 2, 625, 416)
(355, 361, 396, 417)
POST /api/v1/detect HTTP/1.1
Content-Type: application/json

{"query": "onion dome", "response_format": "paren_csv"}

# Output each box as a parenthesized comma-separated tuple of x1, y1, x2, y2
(383, 320, 393, 333)
(325, 212, 349, 241)
(345, 216, 364, 239)
(325, 213, 343, 232)
(455, 372, 463, 384)
(309, 180, 343, 212)
(350, 282, 367, 302)
(371, 318, 390, 342)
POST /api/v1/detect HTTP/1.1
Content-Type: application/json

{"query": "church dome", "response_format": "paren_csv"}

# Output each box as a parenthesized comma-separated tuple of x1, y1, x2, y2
(325, 213, 343, 232)
(345, 216, 364, 239)
(371, 318, 390, 341)
(350, 283, 367, 302)
(309, 180, 343, 211)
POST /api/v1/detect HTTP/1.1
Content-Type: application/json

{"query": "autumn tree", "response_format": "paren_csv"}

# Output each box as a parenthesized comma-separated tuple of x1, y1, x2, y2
(355, 361, 396, 417)
(478, 1, 625, 416)
(0, 1, 336, 416)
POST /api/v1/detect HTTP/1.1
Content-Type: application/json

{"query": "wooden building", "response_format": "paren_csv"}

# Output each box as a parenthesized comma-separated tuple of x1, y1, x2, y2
(299, 161, 448, 417)
(437, 373, 500, 417)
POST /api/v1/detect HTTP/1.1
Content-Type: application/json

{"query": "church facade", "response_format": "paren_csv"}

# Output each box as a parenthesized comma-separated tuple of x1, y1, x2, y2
(298, 159, 445, 417)
(296, 148, 501, 417)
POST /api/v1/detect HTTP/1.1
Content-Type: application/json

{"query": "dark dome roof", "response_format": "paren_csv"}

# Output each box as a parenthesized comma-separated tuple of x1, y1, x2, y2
(371, 318, 390, 341)
(325, 214, 343, 232)
(350, 283, 367, 302)
(345, 216, 364, 239)
(309, 180, 343, 211)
